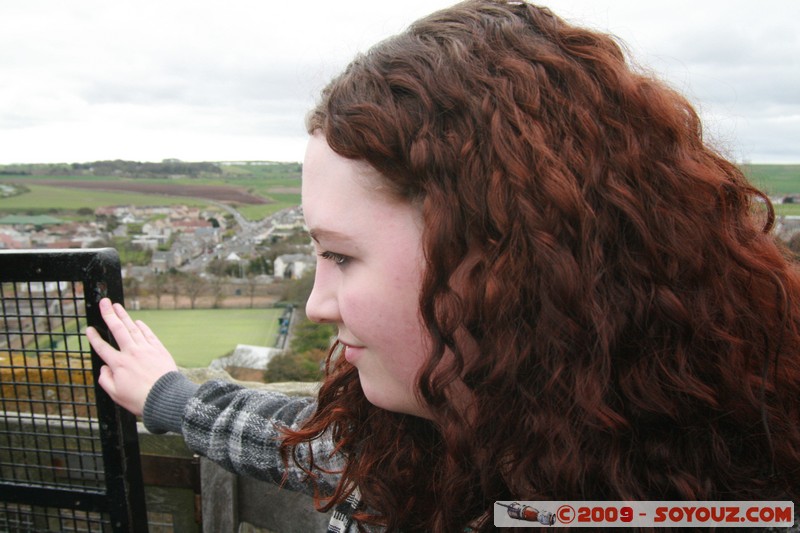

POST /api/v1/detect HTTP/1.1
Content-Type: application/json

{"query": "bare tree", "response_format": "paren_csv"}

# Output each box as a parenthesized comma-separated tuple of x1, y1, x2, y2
(123, 276, 140, 308)
(210, 276, 226, 309)
(149, 272, 167, 309)
(184, 273, 207, 309)
(246, 274, 259, 308)
(167, 272, 183, 309)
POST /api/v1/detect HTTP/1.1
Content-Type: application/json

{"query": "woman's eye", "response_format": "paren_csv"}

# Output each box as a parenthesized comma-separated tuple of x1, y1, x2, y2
(319, 251, 349, 265)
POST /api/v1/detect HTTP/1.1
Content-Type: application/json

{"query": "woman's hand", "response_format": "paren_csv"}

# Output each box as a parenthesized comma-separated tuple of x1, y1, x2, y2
(86, 298, 178, 416)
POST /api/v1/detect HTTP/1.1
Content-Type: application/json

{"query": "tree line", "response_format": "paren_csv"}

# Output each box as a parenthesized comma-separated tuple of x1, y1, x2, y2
(0, 159, 222, 179)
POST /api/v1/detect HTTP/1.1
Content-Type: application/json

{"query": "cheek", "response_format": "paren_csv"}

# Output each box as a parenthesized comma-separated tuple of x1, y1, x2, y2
(341, 289, 423, 345)
(380, 298, 430, 377)
(340, 270, 428, 355)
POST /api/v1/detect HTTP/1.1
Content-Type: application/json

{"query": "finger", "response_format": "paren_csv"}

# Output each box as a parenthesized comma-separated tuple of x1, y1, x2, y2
(98, 298, 133, 346)
(97, 365, 118, 398)
(136, 320, 166, 350)
(86, 326, 121, 366)
(112, 302, 146, 341)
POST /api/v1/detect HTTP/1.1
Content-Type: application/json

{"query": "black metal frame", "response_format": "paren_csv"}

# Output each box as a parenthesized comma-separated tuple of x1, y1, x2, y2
(0, 248, 148, 532)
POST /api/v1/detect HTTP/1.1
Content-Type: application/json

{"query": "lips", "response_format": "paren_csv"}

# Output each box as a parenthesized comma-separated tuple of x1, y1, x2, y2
(338, 339, 365, 363)
(338, 339, 362, 348)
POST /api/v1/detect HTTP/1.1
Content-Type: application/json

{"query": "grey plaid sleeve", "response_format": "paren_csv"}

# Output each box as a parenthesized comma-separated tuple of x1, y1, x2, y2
(143, 371, 341, 495)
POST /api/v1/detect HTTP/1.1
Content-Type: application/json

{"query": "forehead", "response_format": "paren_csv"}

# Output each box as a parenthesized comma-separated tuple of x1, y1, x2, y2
(302, 135, 389, 223)
(301, 134, 423, 245)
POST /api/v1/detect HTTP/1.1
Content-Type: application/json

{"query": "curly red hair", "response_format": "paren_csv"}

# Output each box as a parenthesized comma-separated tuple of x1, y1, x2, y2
(282, 1, 800, 530)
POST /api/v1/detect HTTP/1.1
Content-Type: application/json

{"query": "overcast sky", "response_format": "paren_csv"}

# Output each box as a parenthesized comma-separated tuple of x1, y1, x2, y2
(0, 1, 798, 165)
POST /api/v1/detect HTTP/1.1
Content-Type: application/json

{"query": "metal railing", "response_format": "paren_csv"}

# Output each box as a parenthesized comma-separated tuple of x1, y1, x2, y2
(0, 248, 148, 532)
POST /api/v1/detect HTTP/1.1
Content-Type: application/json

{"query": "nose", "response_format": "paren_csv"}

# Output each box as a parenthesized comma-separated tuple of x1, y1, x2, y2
(305, 268, 340, 324)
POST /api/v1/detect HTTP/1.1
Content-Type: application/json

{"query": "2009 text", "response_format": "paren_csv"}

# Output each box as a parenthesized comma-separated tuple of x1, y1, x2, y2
(494, 501, 794, 528)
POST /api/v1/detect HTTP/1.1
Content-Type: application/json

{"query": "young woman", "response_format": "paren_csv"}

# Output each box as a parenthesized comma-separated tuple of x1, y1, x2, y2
(87, 1, 800, 531)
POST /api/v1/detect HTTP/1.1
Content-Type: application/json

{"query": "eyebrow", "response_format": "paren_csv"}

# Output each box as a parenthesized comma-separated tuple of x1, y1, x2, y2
(308, 228, 355, 243)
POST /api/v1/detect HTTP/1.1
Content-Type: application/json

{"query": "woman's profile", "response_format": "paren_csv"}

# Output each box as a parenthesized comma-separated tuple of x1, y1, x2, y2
(88, 1, 800, 531)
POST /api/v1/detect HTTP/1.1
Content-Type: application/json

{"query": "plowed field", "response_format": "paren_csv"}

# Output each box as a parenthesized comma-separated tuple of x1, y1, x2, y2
(33, 179, 269, 205)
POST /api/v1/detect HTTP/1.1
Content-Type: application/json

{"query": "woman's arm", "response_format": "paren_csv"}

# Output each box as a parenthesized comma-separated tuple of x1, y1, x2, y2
(172, 373, 331, 490)
(86, 298, 338, 493)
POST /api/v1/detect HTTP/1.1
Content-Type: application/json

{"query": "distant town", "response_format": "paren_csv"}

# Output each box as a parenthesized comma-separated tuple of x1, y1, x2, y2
(1, 161, 799, 295)
(0, 170, 327, 380)
(0, 159, 317, 315)
(0, 202, 312, 282)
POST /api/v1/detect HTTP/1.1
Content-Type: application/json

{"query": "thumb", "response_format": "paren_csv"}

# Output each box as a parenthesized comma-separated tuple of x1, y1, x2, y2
(97, 365, 118, 399)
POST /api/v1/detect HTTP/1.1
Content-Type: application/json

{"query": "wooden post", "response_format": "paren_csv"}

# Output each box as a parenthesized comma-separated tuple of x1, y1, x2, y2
(201, 458, 239, 533)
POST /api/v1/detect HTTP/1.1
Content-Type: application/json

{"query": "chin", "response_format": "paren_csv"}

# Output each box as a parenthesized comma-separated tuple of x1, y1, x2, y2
(360, 384, 431, 419)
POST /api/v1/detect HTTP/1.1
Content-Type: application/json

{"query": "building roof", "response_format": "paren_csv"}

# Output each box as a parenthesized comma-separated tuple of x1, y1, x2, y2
(0, 215, 63, 226)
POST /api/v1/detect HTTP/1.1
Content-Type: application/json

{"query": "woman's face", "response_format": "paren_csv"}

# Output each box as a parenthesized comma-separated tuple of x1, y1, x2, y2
(302, 133, 432, 418)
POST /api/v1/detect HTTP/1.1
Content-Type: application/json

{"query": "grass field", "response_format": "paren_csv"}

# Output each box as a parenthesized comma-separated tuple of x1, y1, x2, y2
(237, 192, 301, 220)
(128, 308, 282, 367)
(742, 164, 800, 196)
(0, 184, 212, 212)
(775, 203, 800, 216)
(0, 176, 300, 220)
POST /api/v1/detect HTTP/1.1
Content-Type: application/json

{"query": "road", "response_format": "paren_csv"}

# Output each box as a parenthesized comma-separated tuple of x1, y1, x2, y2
(183, 203, 291, 273)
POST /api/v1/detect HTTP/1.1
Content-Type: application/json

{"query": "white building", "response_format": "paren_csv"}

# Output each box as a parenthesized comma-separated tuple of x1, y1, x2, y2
(273, 253, 314, 280)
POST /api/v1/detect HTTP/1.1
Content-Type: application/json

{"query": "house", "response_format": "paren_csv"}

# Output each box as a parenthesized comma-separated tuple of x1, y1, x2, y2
(776, 215, 800, 241)
(141, 219, 173, 246)
(269, 207, 306, 240)
(151, 251, 176, 273)
(130, 237, 160, 251)
(0, 228, 31, 249)
(273, 253, 314, 280)
(172, 218, 212, 234)
(194, 227, 221, 246)
(0, 233, 19, 249)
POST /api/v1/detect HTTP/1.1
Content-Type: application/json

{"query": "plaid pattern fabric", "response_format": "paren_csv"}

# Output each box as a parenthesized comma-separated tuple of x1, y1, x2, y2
(144, 372, 380, 531)
(327, 488, 362, 532)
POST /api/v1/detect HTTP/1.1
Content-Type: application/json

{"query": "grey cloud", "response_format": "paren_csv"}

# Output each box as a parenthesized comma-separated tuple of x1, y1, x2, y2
(2, 0, 798, 163)
(79, 58, 321, 107)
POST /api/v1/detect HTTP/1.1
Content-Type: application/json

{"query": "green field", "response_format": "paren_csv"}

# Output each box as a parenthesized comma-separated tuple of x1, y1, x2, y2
(25, 308, 282, 368)
(742, 164, 800, 196)
(128, 308, 282, 367)
(775, 203, 800, 216)
(0, 184, 212, 212)
(0, 174, 301, 221)
(236, 192, 300, 220)
(0, 161, 303, 221)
